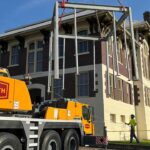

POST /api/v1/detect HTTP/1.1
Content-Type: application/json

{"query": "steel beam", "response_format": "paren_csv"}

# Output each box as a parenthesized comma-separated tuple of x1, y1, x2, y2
(59, 34, 99, 41)
(58, 2, 128, 12)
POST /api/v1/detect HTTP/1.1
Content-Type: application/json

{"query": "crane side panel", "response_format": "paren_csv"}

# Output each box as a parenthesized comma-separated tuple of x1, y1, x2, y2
(0, 77, 14, 110)
(13, 79, 32, 111)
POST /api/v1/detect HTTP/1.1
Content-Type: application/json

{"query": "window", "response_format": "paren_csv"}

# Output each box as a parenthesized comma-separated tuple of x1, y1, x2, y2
(110, 114, 116, 123)
(117, 39, 123, 63)
(82, 106, 90, 121)
(77, 72, 89, 97)
(11, 45, 19, 65)
(36, 51, 43, 72)
(145, 87, 150, 107)
(126, 83, 130, 104)
(108, 36, 113, 56)
(27, 40, 43, 73)
(118, 79, 123, 101)
(120, 115, 125, 123)
(53, 77, 63, 98)
(28, 52, 34, 73)
(78, 30, 89, 53)
(109, 74, 114, 98)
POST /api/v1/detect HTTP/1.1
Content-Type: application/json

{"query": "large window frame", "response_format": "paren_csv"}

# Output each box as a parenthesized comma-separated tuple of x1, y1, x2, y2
(8, 41, 20, 67)
(77, 72, 89, 97)
(145, 87, 150, 107)
(10, 45, 20, 66)
(118, 78, 123, 101)
(109, 73, 114, 98)
(78, 30, 89, 54)
(27, 40, 43, 73)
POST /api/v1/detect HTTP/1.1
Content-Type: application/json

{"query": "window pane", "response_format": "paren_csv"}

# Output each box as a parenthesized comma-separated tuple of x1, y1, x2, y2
(108, 37, 113, 56)
(78, 40, 88, 53)
(29, 42, 35, 50)
(37, 41, 43, 49)
(28, 52, 34, 63)
(78, 72, 89, 96)
(36, 51, 43, 72)
(82, 106, 90, 120)
(28, 63, 34, 73)
(11, 45, 19, 65)
(28, 52, 34, 73)
(78, 30, 89, 53)
(78, 30, 88, 36)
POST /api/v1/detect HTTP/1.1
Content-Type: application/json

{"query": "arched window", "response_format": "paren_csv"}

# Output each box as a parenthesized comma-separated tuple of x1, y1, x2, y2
(142, 39, 149, 79)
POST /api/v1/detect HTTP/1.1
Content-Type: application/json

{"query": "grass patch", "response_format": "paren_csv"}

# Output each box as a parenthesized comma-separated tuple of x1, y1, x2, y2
(109, 140, 150, 146)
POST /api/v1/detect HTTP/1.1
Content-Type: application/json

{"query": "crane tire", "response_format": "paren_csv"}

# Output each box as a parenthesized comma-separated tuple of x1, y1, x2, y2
(62, 129, 79, 150)
(0, 132, 22, 150)
(41, 130, 61, 150)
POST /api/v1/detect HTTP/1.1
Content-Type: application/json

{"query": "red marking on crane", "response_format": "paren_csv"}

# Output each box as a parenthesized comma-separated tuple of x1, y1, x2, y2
(0, 81, 9, 99)
(85, 124, 90, 129)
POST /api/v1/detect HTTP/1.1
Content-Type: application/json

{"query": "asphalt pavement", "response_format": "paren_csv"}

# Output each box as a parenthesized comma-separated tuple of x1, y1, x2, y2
(80, 147, 115, 150)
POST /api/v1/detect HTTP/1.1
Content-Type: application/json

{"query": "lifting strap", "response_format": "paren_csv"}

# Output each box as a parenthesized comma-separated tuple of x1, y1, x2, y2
(61, 0, 68, 8)
(59, 0, 69, 27)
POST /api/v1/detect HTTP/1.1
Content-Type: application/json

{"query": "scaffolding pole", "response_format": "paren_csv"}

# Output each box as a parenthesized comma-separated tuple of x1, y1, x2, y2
(93, 41, 96, 91)
(54, 1, 59, 79)
(62, 38, 66, 90)
(123, 21, 131, 80)
(58, 2, 128, 12)
(112, 37, 117, 88)
(47, 31, 53, 94)
(129, 7, 139, 80)
(74, 8, 79, 75)
(106, 41, 110, 95)
(113, 11, 119, 76)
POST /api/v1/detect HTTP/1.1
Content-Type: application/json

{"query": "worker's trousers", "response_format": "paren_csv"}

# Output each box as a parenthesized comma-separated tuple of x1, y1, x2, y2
(130, 128, 140, 143)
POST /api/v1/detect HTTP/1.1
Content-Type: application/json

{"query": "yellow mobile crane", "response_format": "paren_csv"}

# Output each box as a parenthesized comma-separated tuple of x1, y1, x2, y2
(0, 68, 100, 150)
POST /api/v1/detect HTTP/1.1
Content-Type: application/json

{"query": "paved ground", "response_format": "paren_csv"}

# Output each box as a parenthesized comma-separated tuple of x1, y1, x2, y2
(80, 147, 114, 150)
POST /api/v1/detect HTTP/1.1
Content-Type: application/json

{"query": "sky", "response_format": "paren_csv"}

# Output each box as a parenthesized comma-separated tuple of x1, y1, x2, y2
(0, 0, 149, 34)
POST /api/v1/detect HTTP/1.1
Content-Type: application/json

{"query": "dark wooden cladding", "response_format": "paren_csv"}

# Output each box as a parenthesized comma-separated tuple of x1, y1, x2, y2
(1, 51, 9, 68)
(64, 73, 75, 98)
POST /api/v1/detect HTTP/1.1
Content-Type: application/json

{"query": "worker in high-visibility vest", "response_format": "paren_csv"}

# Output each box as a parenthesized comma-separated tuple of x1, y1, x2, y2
(125, 114, 140, 143)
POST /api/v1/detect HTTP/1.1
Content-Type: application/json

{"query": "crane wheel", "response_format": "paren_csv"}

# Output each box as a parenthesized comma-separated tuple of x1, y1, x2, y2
(62, 129, 79, 150)
(0, 132, 22, 150)
(41, 130, 62, 150)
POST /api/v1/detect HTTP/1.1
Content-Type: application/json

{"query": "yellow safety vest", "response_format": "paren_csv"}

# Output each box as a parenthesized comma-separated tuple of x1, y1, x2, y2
(129, 119, 137, 129)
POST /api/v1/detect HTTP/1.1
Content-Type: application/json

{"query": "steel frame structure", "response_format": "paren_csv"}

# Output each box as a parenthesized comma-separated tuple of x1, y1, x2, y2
(48, 1, 139, 95)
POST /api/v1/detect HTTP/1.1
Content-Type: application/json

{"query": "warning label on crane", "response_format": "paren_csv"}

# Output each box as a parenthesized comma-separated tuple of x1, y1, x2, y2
(0, 81, 9, 99)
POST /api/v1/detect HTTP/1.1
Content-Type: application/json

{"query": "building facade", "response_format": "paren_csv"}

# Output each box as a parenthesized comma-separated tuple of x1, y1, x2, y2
(0, 10, 149, 141)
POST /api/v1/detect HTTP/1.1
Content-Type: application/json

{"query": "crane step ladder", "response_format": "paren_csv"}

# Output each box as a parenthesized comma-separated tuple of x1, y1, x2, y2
(22, 120, 45, 150)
